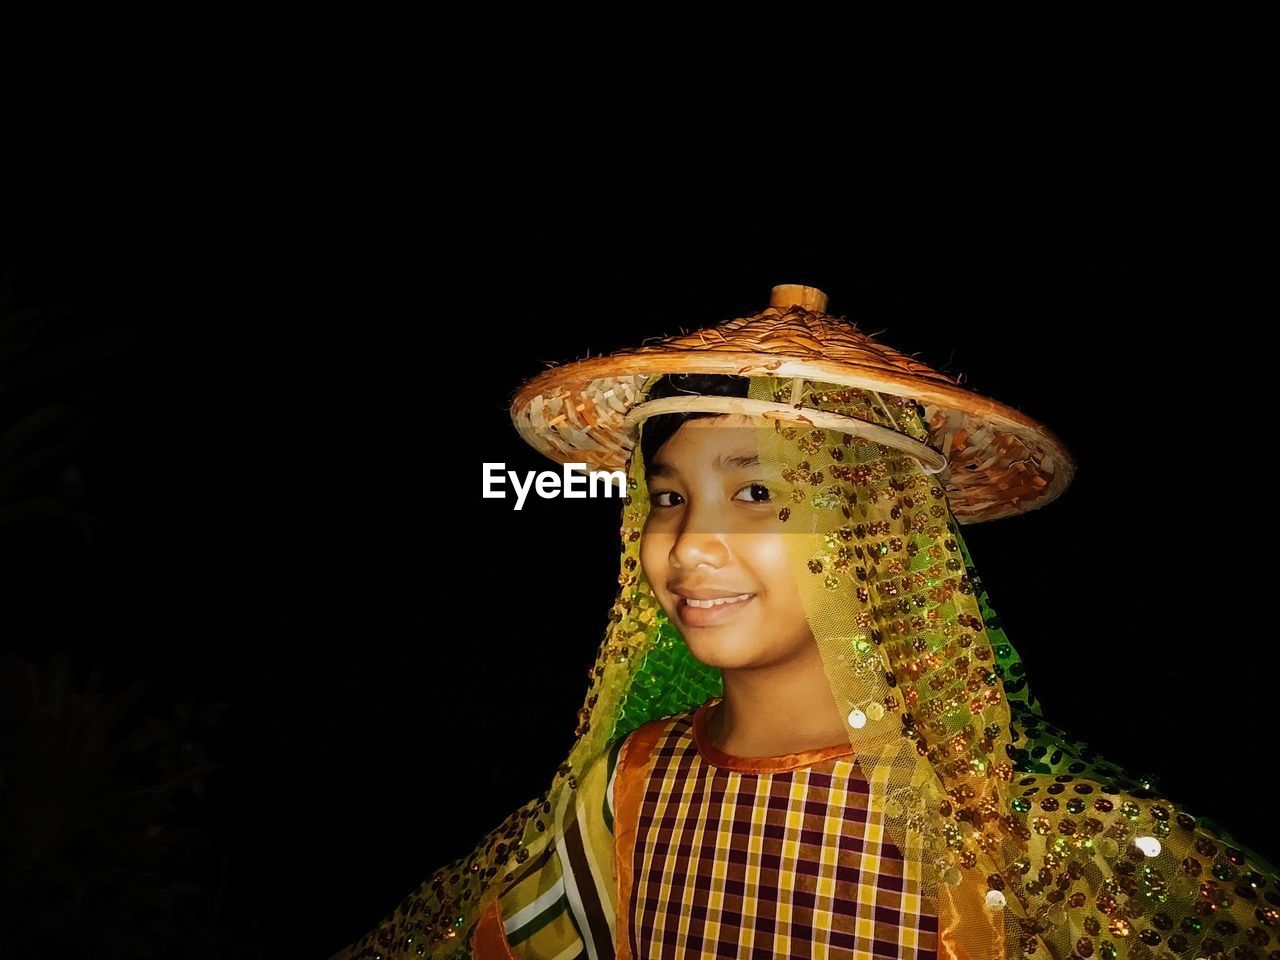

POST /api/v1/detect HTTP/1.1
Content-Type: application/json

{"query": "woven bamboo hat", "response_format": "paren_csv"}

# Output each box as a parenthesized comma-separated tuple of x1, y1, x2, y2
(509, 283, 1076, 524)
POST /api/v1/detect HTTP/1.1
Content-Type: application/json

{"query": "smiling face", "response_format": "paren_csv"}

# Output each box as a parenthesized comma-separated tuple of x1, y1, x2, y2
(638, 414, 815, 670)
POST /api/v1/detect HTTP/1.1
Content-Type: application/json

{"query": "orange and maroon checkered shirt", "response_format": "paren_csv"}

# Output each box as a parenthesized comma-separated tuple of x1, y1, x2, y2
(618, 697, 939, 959)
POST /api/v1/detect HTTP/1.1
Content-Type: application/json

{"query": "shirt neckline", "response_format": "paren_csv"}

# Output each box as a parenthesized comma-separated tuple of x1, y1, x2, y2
(691, 698, 858, 773)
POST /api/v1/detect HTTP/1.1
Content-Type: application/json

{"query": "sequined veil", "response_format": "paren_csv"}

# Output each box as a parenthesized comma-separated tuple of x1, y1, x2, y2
(333, 375, 1280, 960)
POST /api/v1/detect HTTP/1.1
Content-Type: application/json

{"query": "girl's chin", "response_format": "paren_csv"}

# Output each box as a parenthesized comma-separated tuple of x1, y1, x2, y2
(682, 634, 770, 669)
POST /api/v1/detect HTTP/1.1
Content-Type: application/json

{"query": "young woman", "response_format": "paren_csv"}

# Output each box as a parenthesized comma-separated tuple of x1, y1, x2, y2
(331, 287, 1279, 960)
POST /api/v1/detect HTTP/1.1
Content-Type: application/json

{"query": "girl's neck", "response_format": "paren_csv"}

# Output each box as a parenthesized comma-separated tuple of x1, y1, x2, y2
(705, 643, 853, 757)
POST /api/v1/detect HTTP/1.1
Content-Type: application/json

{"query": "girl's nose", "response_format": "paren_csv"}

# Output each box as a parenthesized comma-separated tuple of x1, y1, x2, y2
(670, 509, 730, 570)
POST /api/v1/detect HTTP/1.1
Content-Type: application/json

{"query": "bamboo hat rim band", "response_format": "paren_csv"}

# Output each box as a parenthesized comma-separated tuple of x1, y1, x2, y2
(622, 395, 950, 475)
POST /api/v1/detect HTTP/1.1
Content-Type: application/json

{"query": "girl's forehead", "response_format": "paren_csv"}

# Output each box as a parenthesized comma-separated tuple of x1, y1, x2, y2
(667, 415, 761, 446)
(651, 417, 794, 479)
(660, 418, 760, 459)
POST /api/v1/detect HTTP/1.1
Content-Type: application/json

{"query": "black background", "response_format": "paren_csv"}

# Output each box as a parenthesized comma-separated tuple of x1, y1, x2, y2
(2, 127, 1272, 958)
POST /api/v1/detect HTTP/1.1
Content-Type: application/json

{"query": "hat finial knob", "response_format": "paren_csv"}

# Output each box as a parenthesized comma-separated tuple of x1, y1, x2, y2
(770, 283, 829, 313)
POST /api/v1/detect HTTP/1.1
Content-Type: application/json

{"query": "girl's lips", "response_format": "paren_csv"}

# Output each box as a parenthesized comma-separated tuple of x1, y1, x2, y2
(676, 593, 756, 628)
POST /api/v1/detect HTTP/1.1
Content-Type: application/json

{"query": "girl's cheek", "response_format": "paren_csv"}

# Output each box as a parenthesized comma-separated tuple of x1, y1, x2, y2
(638, 540, 668, 593)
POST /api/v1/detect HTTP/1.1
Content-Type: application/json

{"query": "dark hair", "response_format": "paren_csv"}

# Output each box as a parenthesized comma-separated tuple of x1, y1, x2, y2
(638, 373, 752, 469)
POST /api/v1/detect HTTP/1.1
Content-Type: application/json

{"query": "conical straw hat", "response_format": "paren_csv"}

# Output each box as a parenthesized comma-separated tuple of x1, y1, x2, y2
(509, 283, 1075, 524)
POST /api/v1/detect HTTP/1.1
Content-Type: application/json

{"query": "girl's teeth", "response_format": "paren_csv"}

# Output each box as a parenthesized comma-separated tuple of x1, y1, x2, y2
(685, 594, 751, 608)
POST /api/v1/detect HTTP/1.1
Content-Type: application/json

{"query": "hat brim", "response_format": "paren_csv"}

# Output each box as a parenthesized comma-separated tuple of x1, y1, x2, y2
(509, 350, 1075, 525)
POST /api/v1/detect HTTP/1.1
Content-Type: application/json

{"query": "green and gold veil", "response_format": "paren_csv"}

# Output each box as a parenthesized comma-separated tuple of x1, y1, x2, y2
(333, 288, 1279, 960)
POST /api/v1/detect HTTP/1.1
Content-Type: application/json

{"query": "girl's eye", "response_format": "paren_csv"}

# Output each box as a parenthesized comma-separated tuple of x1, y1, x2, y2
(651, 491, 684, 508)
(733, 482, 773, 503)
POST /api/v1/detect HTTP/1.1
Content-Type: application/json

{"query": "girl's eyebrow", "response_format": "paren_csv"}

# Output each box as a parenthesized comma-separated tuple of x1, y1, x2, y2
(715, 453, 760, 470)
(648, 452, 760, 478)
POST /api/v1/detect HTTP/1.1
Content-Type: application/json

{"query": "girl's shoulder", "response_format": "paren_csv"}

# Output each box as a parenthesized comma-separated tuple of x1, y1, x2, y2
(613, 703, 702, 770)
(622, 704, 700, 744)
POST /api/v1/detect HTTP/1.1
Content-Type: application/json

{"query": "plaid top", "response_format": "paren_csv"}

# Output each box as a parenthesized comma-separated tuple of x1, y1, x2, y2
(473, 698, 939, 959)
